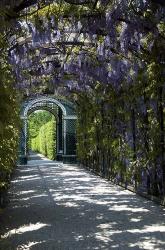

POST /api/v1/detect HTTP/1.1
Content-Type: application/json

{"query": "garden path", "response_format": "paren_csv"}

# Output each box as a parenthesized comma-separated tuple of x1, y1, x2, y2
(0, 153, 165, 250)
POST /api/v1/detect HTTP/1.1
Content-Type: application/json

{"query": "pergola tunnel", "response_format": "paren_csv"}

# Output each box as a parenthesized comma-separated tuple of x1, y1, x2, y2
(0, 1, 165, 249)
(18, 97, 77, 164)
(0, 0, 165, 217)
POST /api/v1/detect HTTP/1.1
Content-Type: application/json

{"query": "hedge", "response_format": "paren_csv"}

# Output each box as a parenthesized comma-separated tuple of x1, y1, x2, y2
(0, 63, 20, 207)
(31, 119, 56, 160)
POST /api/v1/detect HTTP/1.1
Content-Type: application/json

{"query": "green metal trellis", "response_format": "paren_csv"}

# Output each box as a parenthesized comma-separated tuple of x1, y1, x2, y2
(18, 96, 77, 164)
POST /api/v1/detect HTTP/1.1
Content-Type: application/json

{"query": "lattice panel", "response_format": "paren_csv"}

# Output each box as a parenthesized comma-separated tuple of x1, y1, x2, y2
(65, 119, 77, 155)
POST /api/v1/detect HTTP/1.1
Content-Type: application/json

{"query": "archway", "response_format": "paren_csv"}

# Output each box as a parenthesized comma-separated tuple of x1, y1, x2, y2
(18, 96, 77, 164)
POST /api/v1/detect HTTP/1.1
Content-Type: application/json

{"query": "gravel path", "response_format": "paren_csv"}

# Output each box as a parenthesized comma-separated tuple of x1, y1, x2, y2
(0, 153, 165, 250)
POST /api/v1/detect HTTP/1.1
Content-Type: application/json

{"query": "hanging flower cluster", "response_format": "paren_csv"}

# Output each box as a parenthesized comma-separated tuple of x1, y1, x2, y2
(7, 0, 164, 95)
(2, 0, 165, 197)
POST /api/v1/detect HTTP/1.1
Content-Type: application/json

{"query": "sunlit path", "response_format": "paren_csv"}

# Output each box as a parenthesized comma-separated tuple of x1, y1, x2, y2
(0, 154, 165, 250)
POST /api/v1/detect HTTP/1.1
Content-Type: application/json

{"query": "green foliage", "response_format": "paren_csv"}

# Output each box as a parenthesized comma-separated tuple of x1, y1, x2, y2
(76, 67, 165, 196)
(28, 111, 53, 145)
(0, 0, 164, 200)
(0, 61, 20, 190)
(28, 112, 56, 160)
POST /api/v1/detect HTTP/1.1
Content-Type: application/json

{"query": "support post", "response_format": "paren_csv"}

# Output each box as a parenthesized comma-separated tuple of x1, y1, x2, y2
(56, 108, 63, 161)
(18, 116, 28, 165)
(62, 116, 77, 164)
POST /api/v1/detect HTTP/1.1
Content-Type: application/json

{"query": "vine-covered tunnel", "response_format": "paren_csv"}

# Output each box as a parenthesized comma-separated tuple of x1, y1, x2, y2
(0, 0, 165, 249)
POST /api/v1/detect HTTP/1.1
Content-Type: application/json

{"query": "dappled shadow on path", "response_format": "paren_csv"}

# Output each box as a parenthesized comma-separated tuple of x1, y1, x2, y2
(0, 155, 165, 249)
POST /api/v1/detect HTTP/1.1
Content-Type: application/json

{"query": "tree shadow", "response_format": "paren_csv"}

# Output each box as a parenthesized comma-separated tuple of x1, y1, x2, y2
(0, 155, 165, 249)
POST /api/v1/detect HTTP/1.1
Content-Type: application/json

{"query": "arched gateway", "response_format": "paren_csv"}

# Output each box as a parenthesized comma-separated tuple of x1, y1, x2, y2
(18, 96, 77, 164)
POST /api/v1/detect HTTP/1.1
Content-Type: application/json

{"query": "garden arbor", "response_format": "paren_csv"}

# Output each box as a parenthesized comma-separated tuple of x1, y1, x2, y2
(19, 96, 77, 164)
(0, 0, 164, 200)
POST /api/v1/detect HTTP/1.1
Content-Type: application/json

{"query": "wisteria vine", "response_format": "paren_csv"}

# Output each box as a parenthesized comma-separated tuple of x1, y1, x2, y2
(1, 0, 165, 198)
